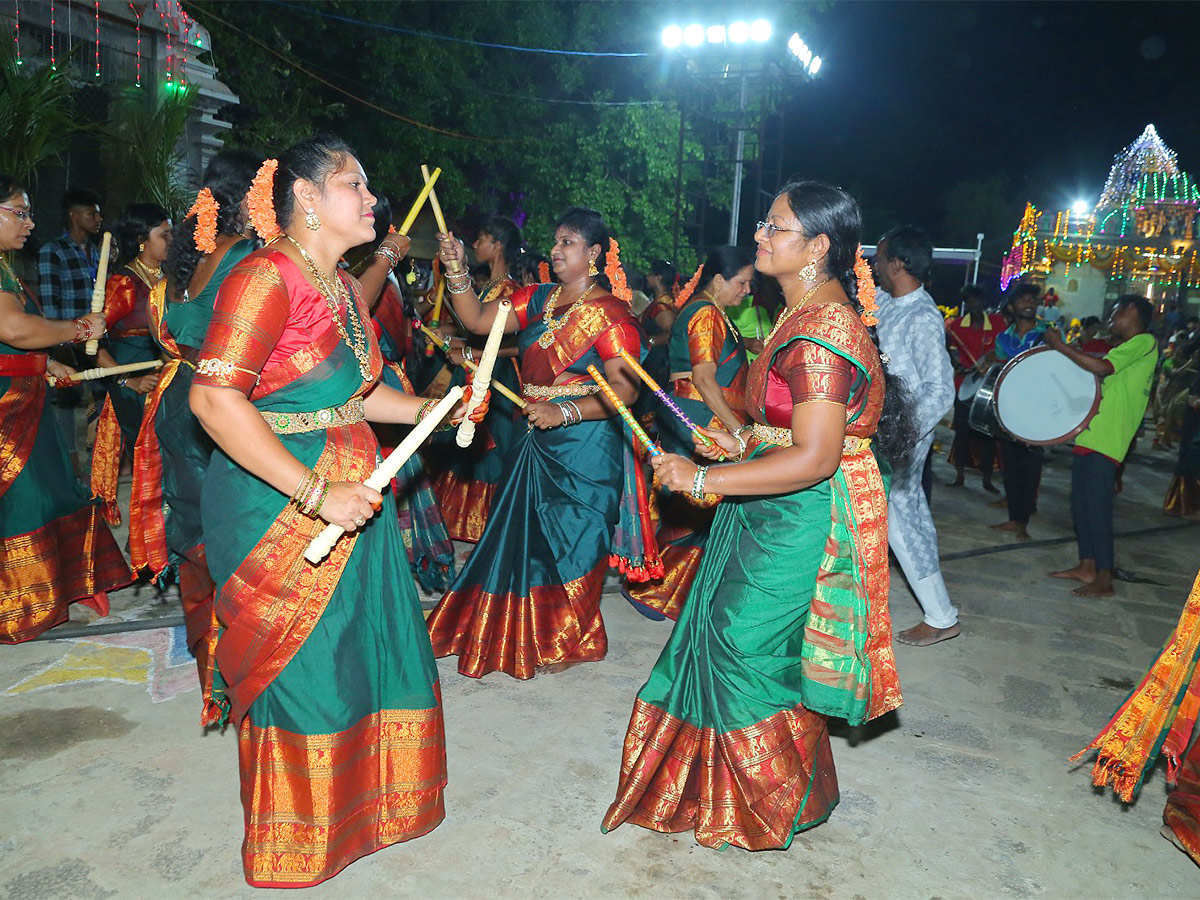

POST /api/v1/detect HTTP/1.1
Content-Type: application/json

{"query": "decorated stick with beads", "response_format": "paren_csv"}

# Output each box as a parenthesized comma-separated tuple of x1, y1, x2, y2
(615, 347, 722, 455)
(85, 231, 113, 356)
(305, 385, 465, 564)
(47, 358, 163, 387)
(397, 167, 441, 235)
(416, 322, 526, 409)
(587, 364, 661, 458)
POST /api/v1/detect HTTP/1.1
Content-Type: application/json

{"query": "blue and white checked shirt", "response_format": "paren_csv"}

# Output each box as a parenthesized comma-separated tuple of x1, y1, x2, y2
(37, 232, 99, 320)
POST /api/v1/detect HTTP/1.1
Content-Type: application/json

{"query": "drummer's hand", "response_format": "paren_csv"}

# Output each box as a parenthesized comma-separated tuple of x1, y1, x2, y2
(651, 451, 698, 493)
(523, 400, 565, 430)
(450, 385, 490, 424)
(319, 481, 382, 533)
(695, 426, 739, 459)
(1043, 327, 1065, 350)
(46, 359, 77, 386)
(973, 355, 991, 374)
(435, 231, 468, 272)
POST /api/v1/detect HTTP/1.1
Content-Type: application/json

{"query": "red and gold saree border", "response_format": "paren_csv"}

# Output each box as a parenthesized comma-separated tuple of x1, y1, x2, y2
(626, 544, 702, 621)
(0, 375, 44, 502)
(128, 358, 182, 574)
(0, 504, 130, 643)
(239, 696, 446, 888)
(427, 560, 608, 680)
(602, 698, 838, 850)
(430, 468, 494, 544)
(90, 396, 123, 525)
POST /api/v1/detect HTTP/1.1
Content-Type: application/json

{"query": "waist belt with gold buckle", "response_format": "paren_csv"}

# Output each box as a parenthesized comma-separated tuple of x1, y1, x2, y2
(261, 398, 366, 434)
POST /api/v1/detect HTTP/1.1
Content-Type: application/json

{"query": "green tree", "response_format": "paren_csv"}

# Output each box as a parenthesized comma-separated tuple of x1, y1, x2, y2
(0, 39, 79, 185)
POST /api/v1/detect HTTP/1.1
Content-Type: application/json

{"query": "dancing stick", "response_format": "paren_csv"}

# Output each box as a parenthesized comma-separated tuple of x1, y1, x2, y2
(421, 163, 462, 276)
(85, 232, 113, 356)
(396, 167, 441, 236)
(615, 347, 721, 454)
(587, 364, 661, 457)
(48, 358, 163, 387)
(416, 322, 526, 409)
(304, 385, 465, 564)
(456, 300, 510, 448)
(429, 270, 446, 327)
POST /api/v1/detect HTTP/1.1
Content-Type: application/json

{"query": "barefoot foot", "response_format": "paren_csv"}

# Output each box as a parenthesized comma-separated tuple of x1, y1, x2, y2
(1071, 581, 1115, 598)
(897, 622, 961, 646)
(1049, 565, 1094, 583)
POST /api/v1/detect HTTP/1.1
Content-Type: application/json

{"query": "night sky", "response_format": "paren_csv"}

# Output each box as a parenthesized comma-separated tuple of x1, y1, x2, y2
(785, 1, 1200, 239)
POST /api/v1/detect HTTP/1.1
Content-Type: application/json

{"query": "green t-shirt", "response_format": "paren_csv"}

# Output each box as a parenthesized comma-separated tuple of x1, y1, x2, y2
(1075, 332, 1158, 461)
(725, 296, 771, 360)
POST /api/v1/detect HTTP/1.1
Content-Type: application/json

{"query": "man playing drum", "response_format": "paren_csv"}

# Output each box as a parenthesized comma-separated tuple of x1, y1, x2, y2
(946, 284, 1006, 492)
(1046, 295, 1158, 596)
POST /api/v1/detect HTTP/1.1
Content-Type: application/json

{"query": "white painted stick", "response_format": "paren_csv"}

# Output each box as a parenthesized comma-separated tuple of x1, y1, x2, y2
(84, 232, 113, 356)
(303, 385, 465, 565)
(47, 358, 163, 387)
(455, 299, 510, 448)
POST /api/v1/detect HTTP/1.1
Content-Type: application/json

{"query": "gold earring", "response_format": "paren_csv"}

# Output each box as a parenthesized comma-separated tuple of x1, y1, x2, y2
(798, 260, 818, 282)
(138, 242, 145, 253)
(587, 258, 599, 277)
(305, 209, 321, 231)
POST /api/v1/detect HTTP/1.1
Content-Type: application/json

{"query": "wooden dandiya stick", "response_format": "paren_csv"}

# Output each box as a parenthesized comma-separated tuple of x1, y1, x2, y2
(84, 231, 113, 356)
(456, 299, 510, 448)
(48, 358, 163, 387)
(587, 364, 661, 458)
(430, 269, 446, 327)
(396, 167, 441, 236)
(615, 347, 721, 454)
(304, 385, 465, 564)
(416, 321, 526, 409)
(421, 163, 462, 278)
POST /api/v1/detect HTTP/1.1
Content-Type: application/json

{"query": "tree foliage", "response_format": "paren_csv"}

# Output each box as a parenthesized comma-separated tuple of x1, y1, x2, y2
(0, 39, 80, 185)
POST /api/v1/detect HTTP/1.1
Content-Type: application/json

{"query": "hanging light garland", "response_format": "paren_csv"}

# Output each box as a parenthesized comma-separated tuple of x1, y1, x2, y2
(13, 0, 22, 66)
(94, 0, 101, 78)
(49, 0, 56, 70)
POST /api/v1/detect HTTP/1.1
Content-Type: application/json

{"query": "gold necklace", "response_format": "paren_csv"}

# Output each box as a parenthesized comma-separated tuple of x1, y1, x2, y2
(538, 282, 597, 348)
(699, 289, 738, 341)
(766, 278, 831, 343)
(286, 236, 372, 382)
(129, 257, 163, 289)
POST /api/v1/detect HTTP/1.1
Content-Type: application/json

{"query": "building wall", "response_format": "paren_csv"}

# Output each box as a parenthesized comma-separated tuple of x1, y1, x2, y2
(1042, 262, 1109, 322)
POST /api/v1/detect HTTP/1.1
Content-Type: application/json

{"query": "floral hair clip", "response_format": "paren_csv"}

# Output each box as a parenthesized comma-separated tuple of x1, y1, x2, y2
(538, 260, 551, 283)
(674, 262, 704, 308)
(606, 238, 632, 302)
(185, 188, 219, 255)
(855, 248, 878, 326)
(247, 158, 282, 243)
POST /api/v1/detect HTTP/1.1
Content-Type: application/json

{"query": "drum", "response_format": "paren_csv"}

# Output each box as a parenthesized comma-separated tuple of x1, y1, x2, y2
(967, 365, 1003, 437)
(991, 345, 1101, 445)
(957, 369, 985, 402)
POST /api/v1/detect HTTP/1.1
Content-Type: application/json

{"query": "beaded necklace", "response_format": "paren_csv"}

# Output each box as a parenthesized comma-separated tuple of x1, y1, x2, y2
(766, 278, 831, 344)
(537, 282, 597, 348)
(286, 236, 372, 382)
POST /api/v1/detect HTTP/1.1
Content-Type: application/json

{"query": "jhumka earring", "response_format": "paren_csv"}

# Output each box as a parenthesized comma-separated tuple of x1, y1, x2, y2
(587, 257, 599, 277)
(798, 260, 819, 282)
(138, 242, 146, 252)
(305, 209, 321, 231)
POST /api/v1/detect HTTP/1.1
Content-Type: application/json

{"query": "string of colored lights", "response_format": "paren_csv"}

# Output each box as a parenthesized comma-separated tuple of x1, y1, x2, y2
(48, 0, 55, 70)
(130, 1, 141, 87)
(13, 0, 21, 66)
(93, 0, 100, 78)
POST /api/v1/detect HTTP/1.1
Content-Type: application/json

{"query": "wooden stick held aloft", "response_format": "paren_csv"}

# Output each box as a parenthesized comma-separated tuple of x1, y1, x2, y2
(304, 385, 465, 564)
(456, 299, 510, 448)
(48, 358, 163, 387)
(396, 167, 441, 235)
(85, 232, 113, 356)
(587, 364, 661, 457)
(416, 322, 526, 409)
(421, 163, 462, 276)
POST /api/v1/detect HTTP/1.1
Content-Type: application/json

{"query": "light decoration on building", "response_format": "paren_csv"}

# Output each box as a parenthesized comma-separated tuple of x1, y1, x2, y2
(130, 1, 142, 87)
(49, 0, 56, 70)
(13, 0, 21, 66)
(93, 0, 101, 78)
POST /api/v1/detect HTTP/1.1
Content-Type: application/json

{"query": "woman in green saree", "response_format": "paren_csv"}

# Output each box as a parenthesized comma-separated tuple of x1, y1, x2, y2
(627, 245, 753, 620)
(190, 136, 485, 887)
(604, 181, 913, 850)
(0, 174, 131, 642)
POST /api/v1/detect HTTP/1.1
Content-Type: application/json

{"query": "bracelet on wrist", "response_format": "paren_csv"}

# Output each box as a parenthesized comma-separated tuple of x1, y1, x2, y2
(690, 465, 709, 500)
(414, 398, 437, 425)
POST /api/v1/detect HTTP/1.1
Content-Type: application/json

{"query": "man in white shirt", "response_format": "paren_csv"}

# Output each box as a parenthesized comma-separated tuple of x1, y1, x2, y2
(872, 227, 959, 646)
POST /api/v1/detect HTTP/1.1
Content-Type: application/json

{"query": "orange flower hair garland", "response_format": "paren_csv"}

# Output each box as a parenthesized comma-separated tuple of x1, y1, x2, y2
(537, 260, 551, 283)
(247, 158, 282, 243)
(855, 248, 878, 326)
(605, 238, 631, 302)
(674, 262, 704, 308)
(185, 188, 219, 255)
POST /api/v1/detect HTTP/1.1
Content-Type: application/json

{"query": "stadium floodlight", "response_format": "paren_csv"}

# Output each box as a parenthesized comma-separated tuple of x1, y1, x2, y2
(662, 25, 683, 48)
(728, 21, 750, 43)
(683, 24, 705, 46)
(750, 19, 772, 42)
(707, 25, 726, 44)
(809, 55, 823, 75)
(1072, 199, 1090, 216)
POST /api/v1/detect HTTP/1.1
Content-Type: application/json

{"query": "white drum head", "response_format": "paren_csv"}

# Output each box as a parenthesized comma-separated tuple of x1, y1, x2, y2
(993, 347, 1100, 445)
(958, 370, 984, 401)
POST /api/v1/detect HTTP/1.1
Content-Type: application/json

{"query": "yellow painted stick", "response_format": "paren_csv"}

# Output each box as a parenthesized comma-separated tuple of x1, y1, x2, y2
(396, 167, 441, 235)
(421, 163, 463, 275)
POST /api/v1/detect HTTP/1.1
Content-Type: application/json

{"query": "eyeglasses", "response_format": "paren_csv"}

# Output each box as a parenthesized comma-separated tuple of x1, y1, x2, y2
(0, 205, 32, 222)
(756, 220, 803, 238)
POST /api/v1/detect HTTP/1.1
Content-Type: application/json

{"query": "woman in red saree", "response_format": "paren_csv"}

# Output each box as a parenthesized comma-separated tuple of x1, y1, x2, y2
(604, 182, 913, 850)
(0, 174, 131, 641)
(190, 136, 481, 887)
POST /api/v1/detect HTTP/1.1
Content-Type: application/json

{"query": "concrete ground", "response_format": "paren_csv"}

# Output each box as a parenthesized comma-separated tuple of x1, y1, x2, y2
(2, 425, 1198, 899)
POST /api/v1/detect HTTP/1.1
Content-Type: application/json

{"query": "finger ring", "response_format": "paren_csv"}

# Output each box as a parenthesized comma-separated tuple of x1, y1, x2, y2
(355, 516, 365, 526)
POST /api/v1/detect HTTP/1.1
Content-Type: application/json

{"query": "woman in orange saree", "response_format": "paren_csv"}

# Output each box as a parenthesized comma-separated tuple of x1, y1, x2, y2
(604, 182, 909, 850)
(0, 174, 131, 642)
(189, 137, 476, 887)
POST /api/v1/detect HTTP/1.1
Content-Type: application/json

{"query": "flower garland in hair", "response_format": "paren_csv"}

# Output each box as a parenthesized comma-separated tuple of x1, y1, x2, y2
(185, 188, 219, 255)
(674, 262, 704, 308)
(855, 247, 878, 326)
(247, 158, 282, 243)
(605, 238, 632, 302)
(538, 260, 551, 283)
